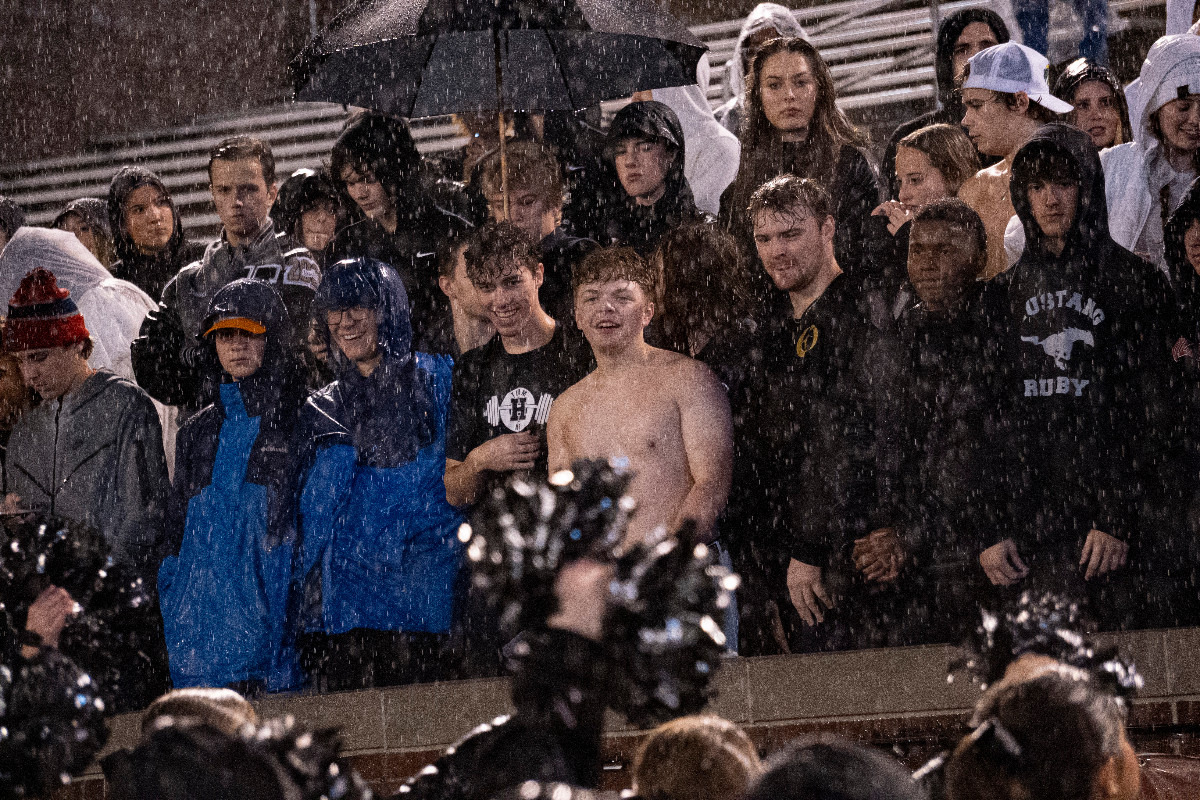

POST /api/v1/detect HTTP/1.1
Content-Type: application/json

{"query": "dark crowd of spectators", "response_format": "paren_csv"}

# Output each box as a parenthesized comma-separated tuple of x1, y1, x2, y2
(3, 4, 1200, 713)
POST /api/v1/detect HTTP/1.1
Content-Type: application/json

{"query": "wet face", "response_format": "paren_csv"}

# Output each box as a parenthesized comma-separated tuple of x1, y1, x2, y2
(614, 138, 672, 206)
(340, 165, 394, 222)
(1072, 81, 1122, 149)
(213, 328, 266, 380)
(124, 184, 175, 255)
(907, 220, 983, 311)
(471, 261, 545, 338)
(575, 279, 654, 352)
(299, 200, 338, 253)
(961, 88, 1025, 157)
(326, 306, 381, 373)
(1028, 177, 1079, 248)
(487, 188, 560, 241)
(1185, 219, 1200, 276)
(951, 22, 1000, 82)
(56, 213, 102, 261)
(759, 51, 818, 140)
(1154, 95, 1200, 154)
(752, 207, 834, 295)
(0, 353, 29, 431)
(439, 244, 490, 320)
(895, 147, 952, 208)
(210, 158, 277, 241)
(14, 342, 90, 401)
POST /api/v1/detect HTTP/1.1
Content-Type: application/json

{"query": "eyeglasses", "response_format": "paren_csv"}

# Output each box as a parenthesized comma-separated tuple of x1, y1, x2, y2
(326, 307, 373, 327)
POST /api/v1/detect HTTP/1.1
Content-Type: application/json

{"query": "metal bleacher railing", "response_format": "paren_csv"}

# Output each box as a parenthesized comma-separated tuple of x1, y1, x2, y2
(0, 0, 1165, 241)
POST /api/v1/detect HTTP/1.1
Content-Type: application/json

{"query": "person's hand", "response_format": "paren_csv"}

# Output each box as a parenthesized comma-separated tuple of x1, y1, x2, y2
(23, 585, 76, 656)
(2, 493, 22, 514)
(852, 527, 905, 583)
(1080, 529, 1128, 580)
(787, 558, 834, 626)
(546, 558, 614, 641)
(980, 538, 1029, 586)
(307, 323, 329, 363)
(469, 432, 541, 473)
(871, 200, 914, 235)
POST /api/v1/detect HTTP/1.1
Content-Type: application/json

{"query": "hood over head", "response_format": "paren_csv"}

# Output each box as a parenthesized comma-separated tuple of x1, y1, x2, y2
(1165, 176, 1200, 296)
(934, 8, 1010, 107)
(606, 101, 692, 205)
(53, 198, 112, 239)
(652, 54, 737, 147)
(1130, 34, 1200, 145)
(0, 227, 113, 306)
(312, 257, 436, 466)
(107, 166, 188, 265)
(723, 4, 807, 104)
(273, 166, 341, 241)
(0, 196, 25, 241)
(1052, 58, 1132, 144)
(1010, 123, 1109, 264)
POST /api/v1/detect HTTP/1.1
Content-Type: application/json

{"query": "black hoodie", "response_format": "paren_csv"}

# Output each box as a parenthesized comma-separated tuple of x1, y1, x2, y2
(107, 166, 206, 300)
(881, 9, 1010, 199)
(600, 101, 706, 256)
(982, 124, 1172, 568)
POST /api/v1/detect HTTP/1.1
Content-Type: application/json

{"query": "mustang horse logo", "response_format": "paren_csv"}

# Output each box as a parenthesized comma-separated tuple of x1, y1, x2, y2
(1021, 328, 1095, 369)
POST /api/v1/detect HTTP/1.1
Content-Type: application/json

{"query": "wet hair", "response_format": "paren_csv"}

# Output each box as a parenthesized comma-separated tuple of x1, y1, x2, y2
(479, 141, 564, 210)
(632, 715, 762, 800)
(743, 37, 867, 156)
(746, 736, 926, 800)
(957, 63, 1058, 123)
(896, 124, 982, 194)
(655, 224, 754, 353)
(747, 175, 834, 224)
(330, 111, 422, 204)
(465, 221, 540, 283)
(573, 245, 658, 299)
(272, 166, 342, 242)
(945, 666, 1128, 800)
(1052, 58, 1131, 146)
(207, 135, 276, 186)
(911, 198, 988, 262)
(140, 688, 258, 740)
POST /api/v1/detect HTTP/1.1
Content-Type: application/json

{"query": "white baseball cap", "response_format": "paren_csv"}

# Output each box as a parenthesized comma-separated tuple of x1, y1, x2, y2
(962, 42, 1074, 114)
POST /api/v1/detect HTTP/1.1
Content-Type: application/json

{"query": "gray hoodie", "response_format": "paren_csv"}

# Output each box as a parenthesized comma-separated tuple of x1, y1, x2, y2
(6, 370, 170, 572)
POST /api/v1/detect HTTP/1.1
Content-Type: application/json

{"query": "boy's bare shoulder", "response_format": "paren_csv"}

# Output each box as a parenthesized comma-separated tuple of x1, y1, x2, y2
(649, 348, 722, 390)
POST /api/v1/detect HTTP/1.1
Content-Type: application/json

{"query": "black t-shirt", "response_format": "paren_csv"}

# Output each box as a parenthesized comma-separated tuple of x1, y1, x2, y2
(446, 322, 593, 486)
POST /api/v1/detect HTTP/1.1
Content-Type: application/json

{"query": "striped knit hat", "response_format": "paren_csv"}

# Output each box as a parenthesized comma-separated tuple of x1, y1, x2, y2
(4, 268, 90, 352)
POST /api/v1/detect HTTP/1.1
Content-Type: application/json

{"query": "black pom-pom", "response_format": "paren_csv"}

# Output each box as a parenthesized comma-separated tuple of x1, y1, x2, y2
(0, 649, 109, 800)
(604, 521, 740, 728)
(463, 459, 634, 634)
(0, 514, 168, 711)
(954, 591, 1143, 698)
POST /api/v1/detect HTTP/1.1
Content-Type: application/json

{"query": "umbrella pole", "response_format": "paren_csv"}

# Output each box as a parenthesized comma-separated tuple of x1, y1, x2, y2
(493, 29, 509, 220)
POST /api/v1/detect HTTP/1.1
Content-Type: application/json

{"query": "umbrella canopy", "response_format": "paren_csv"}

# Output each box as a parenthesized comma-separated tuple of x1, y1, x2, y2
(290, 0, 707, 118)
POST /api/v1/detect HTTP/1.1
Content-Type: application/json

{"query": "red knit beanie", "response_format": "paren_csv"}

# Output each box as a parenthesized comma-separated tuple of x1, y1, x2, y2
(3, 268, 91, 352)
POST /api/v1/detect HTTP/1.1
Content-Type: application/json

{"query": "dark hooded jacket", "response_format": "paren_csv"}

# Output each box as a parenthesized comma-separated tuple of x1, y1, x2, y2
(881, 9, 1010, 198)
(600, 101, 708, 256)
(295, 259, 463, 638)
(329, 113, 471, 338)
(0, 196, 24, 243)
(107, 166, 206, 300)
(159, 279, 306, 690)
(981, 124, 1173, 572)
(273, 166, 344, 269)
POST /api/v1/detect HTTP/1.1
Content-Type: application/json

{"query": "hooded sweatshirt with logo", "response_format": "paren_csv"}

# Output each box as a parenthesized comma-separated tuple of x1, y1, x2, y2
(158, 279, 307, 690)
(983, 124, 1172, 580)
(295, 259, 463, 640)
(108, 166, 207, 301)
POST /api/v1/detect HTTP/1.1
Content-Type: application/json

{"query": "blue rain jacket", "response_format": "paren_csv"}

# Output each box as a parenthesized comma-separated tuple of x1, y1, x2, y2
(297, 258, 464, 636)
(159, 279, 306, 690)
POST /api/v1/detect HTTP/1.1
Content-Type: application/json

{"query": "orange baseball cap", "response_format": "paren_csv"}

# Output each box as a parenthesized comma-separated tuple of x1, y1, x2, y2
(205, 316, 267, 336)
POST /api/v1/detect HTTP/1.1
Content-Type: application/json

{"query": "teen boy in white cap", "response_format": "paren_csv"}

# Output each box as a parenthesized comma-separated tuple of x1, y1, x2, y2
(957, 42, 1074, 280)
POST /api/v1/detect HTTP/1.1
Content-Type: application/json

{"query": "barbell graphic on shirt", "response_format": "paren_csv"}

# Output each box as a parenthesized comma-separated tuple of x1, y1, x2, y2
(485, 388, 554, 432)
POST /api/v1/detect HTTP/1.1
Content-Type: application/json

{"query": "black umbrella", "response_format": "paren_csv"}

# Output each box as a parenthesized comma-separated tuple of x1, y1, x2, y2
(290, 0, 706, 214)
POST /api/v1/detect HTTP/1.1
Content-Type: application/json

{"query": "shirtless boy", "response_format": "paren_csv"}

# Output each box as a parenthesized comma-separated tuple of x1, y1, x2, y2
(547, 247, 733, 546)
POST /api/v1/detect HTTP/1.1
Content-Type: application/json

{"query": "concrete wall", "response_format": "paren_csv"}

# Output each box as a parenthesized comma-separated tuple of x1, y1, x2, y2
(49, 627, 1200, 799)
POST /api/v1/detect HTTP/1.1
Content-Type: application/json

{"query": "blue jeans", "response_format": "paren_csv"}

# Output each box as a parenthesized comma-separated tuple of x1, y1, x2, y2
(1015, 0, 1109, 64)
